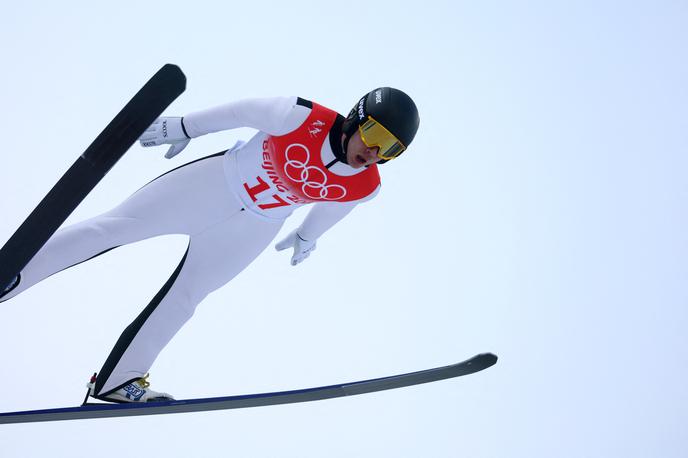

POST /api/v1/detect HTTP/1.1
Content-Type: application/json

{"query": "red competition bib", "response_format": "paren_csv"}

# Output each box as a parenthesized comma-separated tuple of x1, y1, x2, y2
(253, 102, 380, 208)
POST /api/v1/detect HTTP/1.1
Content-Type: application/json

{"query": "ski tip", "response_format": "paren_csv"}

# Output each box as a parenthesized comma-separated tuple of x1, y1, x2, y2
(156, 64, 187, 91)
(161, 63, 183, 74)
(473, 352, 499, 368)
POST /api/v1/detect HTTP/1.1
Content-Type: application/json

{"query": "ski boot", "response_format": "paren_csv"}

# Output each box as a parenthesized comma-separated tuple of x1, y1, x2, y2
(86, 373, 175, 403)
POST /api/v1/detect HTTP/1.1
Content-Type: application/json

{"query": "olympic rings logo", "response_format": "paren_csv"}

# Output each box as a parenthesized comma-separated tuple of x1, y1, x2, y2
(283, 144, 347, 200)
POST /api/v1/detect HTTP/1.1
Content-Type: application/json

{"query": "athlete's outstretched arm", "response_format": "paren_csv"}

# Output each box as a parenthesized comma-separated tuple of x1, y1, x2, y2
(183, 97, 307, 137)
(275, 201, 355, 266)
(298, 182, 380, 241)
(275, 186, 379, 266)
(139, 97, 309, 158)
(297, 201, 358, 241)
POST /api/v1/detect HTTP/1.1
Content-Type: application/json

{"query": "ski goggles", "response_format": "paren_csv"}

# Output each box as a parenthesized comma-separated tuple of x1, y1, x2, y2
(358, 116, 406, 160)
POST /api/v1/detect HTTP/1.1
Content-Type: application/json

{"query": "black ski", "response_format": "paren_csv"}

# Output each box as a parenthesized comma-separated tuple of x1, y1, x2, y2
(0, 64, 186, 293)
(0, 353, 497, 424)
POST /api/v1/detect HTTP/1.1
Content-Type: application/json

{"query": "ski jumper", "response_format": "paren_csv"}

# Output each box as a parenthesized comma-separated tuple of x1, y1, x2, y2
(0, 97, 381, 396)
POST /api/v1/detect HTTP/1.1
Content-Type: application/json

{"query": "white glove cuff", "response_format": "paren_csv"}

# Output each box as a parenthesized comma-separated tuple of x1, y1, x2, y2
(163, 117, 191, 141)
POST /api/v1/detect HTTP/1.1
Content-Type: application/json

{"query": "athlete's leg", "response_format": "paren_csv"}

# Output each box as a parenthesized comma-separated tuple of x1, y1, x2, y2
(0, 153, 229, 303)
(94, 209, 284, 396)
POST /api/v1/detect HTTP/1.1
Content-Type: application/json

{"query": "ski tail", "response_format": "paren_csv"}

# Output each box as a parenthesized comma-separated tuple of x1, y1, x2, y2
(0, 64, 186, 291)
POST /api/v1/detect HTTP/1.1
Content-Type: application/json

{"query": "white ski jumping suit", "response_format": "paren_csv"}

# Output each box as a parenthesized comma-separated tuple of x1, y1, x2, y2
(1, 96, 381, 396)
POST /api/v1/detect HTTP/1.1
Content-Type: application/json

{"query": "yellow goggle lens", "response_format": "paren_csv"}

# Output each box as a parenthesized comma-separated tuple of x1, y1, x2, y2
(359, 116, 406, 160)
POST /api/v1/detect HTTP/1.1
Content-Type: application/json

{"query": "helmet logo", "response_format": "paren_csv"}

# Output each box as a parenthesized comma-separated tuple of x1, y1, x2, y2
(375, 89, 383, 104)
(357, 97, 366, 120)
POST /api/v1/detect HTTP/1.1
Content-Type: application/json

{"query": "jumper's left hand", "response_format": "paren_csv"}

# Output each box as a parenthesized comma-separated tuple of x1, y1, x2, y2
(275, 230, 317, 266)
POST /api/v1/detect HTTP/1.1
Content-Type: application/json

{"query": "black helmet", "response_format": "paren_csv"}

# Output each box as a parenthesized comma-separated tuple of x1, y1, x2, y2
(342, 87, 420, 163)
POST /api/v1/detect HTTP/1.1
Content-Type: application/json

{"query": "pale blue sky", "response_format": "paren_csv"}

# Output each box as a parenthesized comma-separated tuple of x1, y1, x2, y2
(1, 1, 686, 457)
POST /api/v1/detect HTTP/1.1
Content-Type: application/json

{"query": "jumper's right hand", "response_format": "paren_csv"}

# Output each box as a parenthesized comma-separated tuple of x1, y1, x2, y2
(139, 117, 191, 159)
